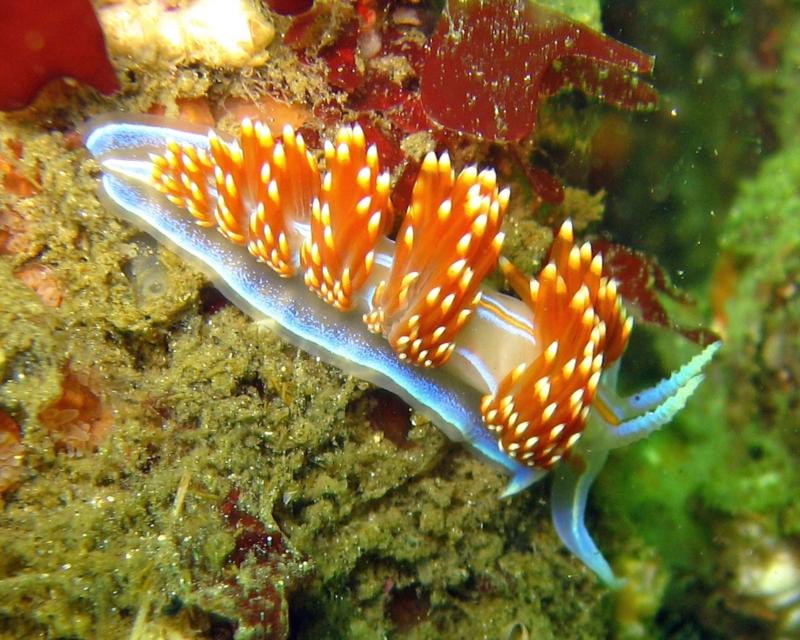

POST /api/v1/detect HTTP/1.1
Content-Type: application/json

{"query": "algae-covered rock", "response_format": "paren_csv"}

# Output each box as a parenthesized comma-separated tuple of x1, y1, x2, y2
(0, 0, 728, 637)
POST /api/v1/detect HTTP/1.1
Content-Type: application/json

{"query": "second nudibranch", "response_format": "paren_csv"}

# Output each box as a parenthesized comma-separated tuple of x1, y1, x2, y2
(84, 115, 719, 586)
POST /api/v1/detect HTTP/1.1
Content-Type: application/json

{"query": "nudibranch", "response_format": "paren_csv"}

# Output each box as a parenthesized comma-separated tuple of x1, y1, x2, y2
(84, 115, 719, 586)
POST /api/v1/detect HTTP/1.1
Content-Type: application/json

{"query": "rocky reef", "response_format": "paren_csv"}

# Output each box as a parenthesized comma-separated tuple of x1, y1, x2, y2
(1, 0, 796, 638)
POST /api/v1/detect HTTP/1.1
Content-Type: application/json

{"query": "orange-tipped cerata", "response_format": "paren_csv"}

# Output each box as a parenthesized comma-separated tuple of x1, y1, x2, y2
(365, 151, 509, 367)
(300, 124, 394, 311)
(150, 118, 319, 277)
(481, 220, 632, 468)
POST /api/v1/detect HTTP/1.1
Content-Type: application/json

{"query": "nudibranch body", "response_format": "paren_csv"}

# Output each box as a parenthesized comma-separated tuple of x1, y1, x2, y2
(84, 115, 719, 586)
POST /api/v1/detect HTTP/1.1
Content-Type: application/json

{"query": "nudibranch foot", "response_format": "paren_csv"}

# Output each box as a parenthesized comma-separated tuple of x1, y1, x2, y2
(83, 114, 719, 587)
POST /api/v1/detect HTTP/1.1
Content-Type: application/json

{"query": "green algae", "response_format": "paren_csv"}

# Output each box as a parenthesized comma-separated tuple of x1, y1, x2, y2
(502, 3, 800, 636)
(589, 75, 800, 640)
(712, 143, 800, 526)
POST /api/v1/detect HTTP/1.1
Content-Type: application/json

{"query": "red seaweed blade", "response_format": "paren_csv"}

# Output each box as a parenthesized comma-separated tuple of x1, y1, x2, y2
(0, 0, 118, 111)
(263, 0, 314, 17)
(421, 0, 656, 141)
(593, 239, 720, 346)
(540, 56, 658, 111)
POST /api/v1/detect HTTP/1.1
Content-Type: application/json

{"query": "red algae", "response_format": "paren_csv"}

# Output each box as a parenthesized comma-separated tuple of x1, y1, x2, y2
(364, 389, 414, 448)
(219, 489, 309, 639)
(593, 239, 720, 346)
(0, 0, 118, 111)
(0, 410, 23, 497)
(14, 263, 63, 308)
(421, 0, 657, 141)
(0, 208, 37, 257)
(311, 16, 363, 92)
(38, 369, 112, 455)
(290, 1, 656, 205)
(174, 97, 216, 127)
(385, 584, 431, 632)
(220, 94, 312, 135)
(0, 141, 40, 198)
(263, 0, 314, 17)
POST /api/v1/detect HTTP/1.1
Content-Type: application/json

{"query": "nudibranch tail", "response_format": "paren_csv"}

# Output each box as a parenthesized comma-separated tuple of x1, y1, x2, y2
(550, 445, 617, 587)
(83, 114, 719, 587)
